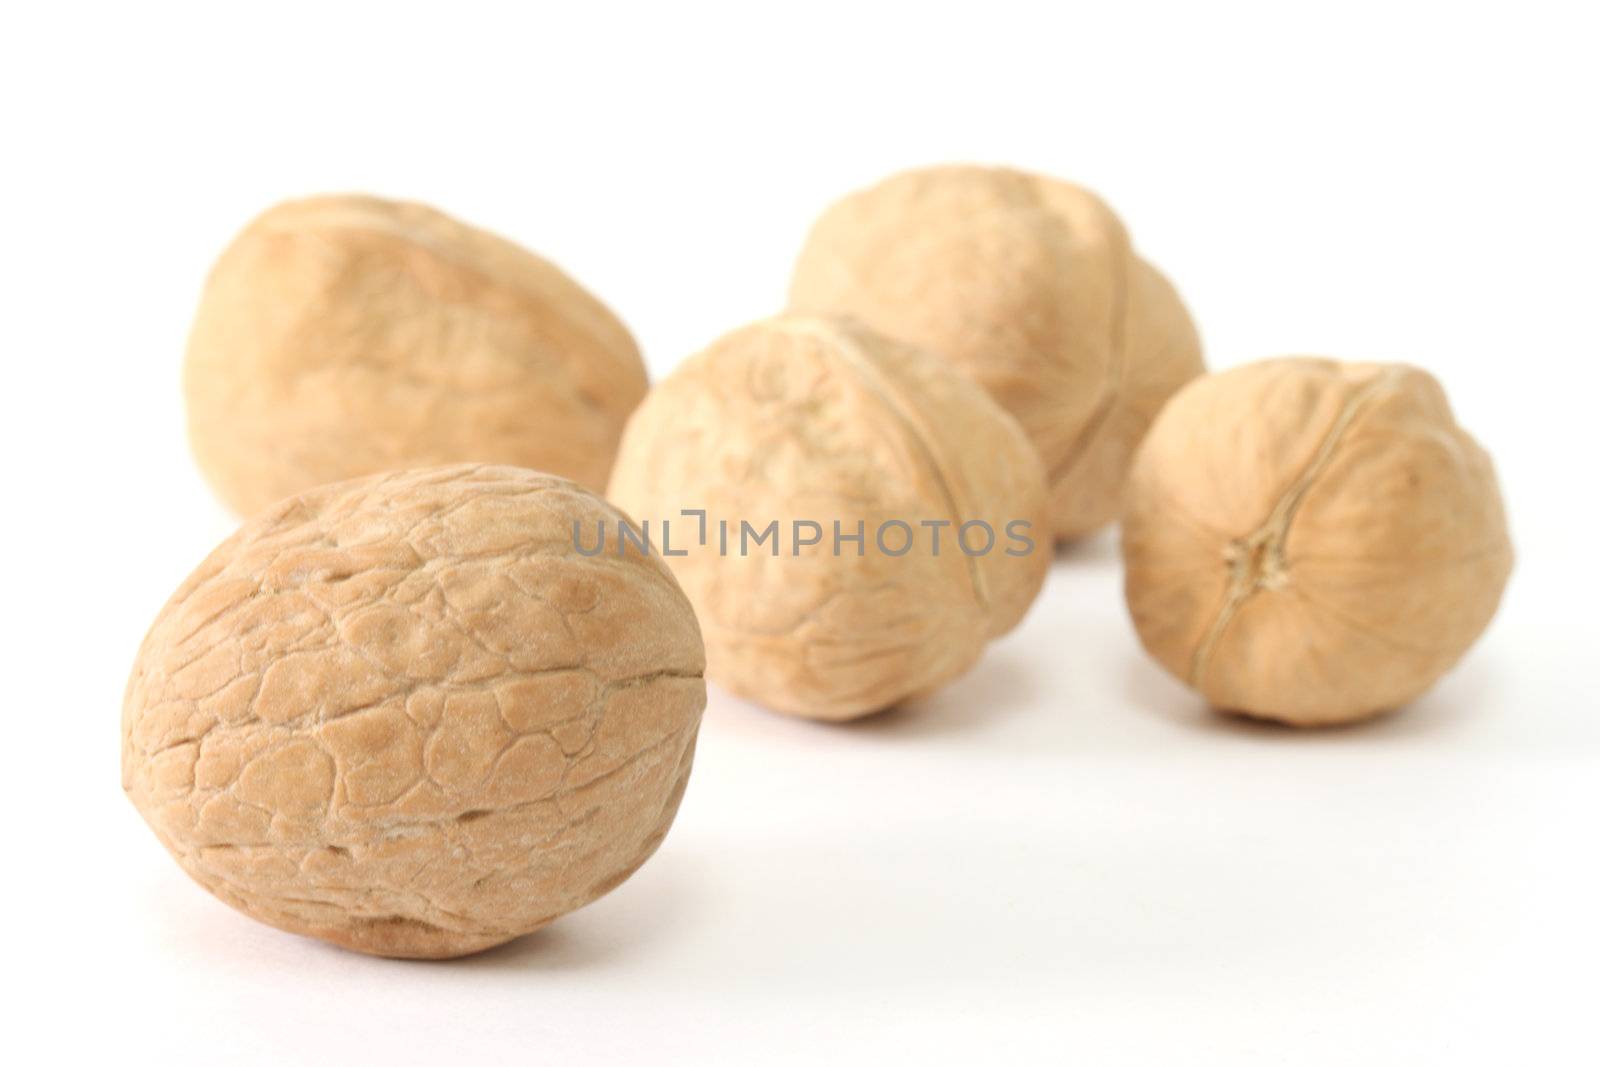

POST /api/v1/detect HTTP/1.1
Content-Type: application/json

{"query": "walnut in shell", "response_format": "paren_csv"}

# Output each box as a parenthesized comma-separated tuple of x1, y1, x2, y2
(1121, 359, 1512, 726)
(185, 195, 647, 515)
(122, 465, 706, 958)
(789, 164, 1204, 541)
(607, 314, 1050, 722)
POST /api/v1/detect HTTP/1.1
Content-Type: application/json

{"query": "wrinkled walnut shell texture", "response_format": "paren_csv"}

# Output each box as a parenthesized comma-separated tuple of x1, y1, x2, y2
(608, 315, 1050, 722)
(1122, 359, 1513, 726)
(186, 195, 647, 515)
(789, 165, 1204, 540)
(122, 465, 706, 958)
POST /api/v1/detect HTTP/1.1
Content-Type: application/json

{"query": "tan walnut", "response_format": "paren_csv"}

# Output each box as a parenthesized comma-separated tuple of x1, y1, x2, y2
(122, 465, 706, 958)
(789, 164, 1204, 541)
(607, 314, 1050, 722)
(185, 195, 647, 516)
(1121, 359, 1513, 726)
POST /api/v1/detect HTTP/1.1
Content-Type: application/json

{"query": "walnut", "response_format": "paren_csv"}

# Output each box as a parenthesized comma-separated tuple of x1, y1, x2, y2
(121, 465, 706, 958)
(607, 314, 1049, 721)
(789, 164, 1204, 540)
(1121, 359, 1513, 726)
(184, 195, 647, 515)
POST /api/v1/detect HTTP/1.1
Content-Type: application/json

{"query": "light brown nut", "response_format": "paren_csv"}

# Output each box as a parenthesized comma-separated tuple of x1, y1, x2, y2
(122, 465, 706, 958)
(1121, 359, 1513, 726)
(789, 164, 1204, 541)
(607, 314, 1050, 722)
(185, 195, 648, 516)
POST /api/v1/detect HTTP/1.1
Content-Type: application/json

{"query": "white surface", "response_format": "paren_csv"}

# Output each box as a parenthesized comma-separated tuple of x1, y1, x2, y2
(3, 2, 1596, 1064)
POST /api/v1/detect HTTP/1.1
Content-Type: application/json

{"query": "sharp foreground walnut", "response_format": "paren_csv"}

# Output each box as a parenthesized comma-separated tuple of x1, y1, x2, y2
(122, 465, 706, 958)
(1121, 359, 1513, 726)
(789, 164, 1204, 541)
(607, 314, 1050, 722)
(185, 195, 647, 516)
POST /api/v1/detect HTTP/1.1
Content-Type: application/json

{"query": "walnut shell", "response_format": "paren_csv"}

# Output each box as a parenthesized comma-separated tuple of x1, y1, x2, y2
(1121, 359, 1513, 726)
(185, 195, 648, 515)
(607, 314, 1049, 722)
(789, 164, 1204, 541)
(122, 465, 706, 958)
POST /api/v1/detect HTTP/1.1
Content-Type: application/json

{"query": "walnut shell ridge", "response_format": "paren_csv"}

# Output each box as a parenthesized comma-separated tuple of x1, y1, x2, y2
(122, 465, 706, 958)
(185, 195, 648, 516)
(789, 164, 1204, 541)
(607, 314, 1050, 722)
(1121, 359, 1513, 726)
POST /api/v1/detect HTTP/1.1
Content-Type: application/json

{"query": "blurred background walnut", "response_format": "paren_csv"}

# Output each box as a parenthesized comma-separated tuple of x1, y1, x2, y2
(122, 465, 706, 958)
(608, 314, 1049, 722)
(1121, 358, 1513, 726)
(185, 195, 647, 515)
(789, 164, 1203, 541)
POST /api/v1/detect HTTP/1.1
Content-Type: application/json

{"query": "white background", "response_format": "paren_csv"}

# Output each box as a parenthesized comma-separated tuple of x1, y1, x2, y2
(3, 2, 1596, 1063)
